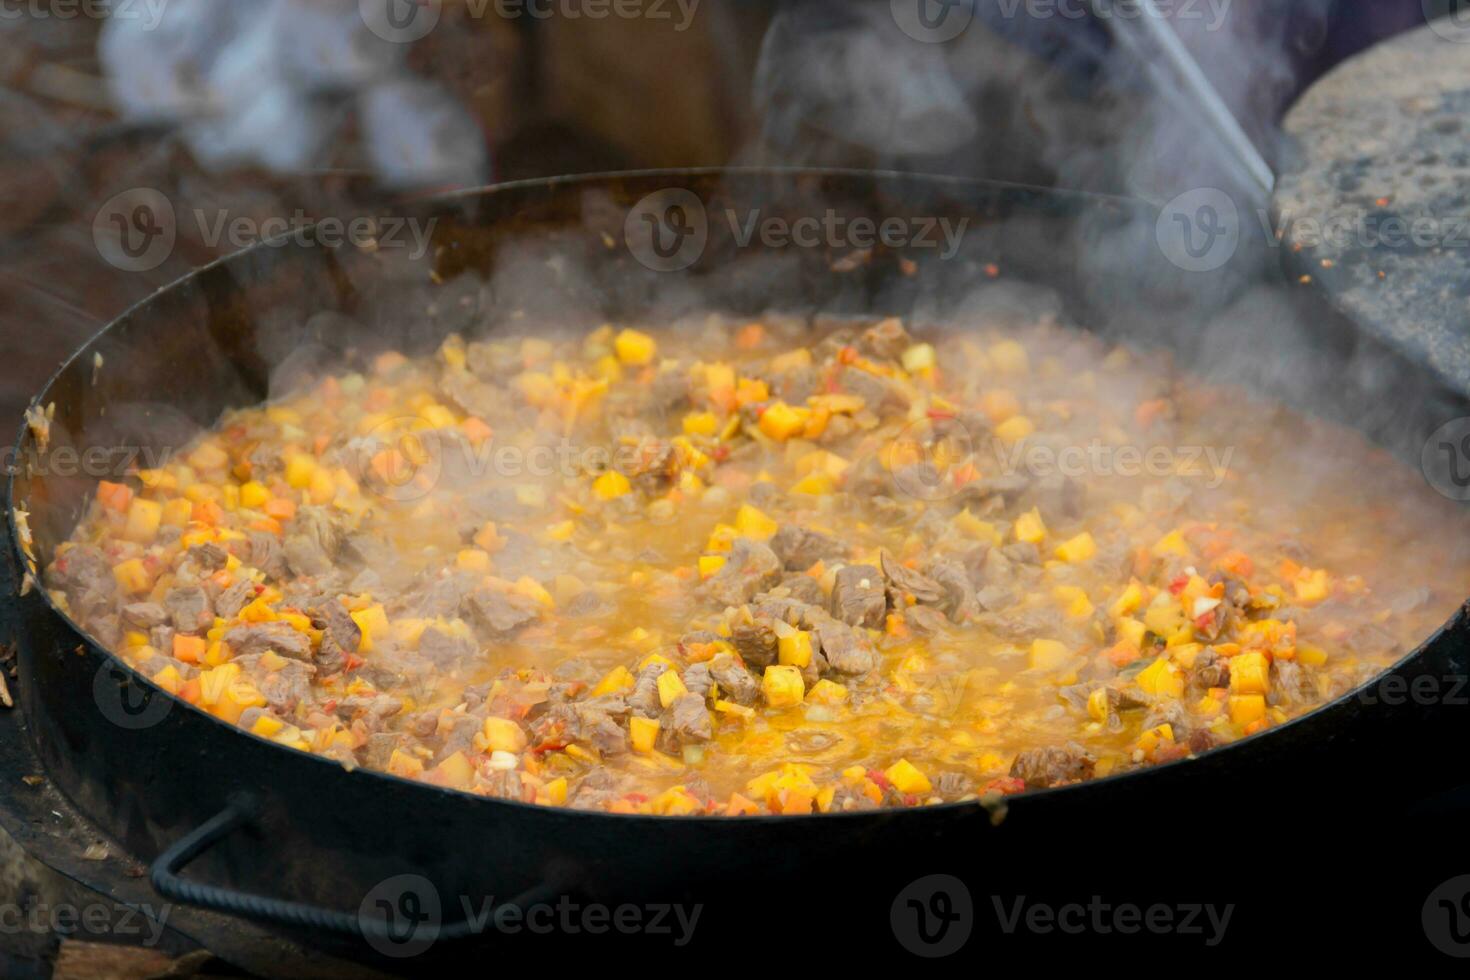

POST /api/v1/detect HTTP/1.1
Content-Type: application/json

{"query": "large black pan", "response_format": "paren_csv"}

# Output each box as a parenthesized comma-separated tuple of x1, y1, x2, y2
(4, 169, 1468, 973)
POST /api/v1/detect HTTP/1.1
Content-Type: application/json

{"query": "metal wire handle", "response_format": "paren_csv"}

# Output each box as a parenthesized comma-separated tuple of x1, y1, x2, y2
(151, 794, 555, 941)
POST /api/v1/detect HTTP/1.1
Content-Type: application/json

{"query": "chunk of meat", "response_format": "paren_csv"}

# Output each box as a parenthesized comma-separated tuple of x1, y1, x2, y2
(47, 544, 114, 619)
(707, 653, 759, 705)
(187, 542, 229, 571)
(163, 585, 212, 634)
(121, 602, 168, 629)
(769, 525, 845, 572)
(418, 625, 476, 667)
(830, 564, 886, 629)
(1009, 745, 1095, 789)
(461, 587, 541, 637)
(247, 530, 287, 580)
(309, 599, 361, 654)
(665, 693, 712, 743)
(859, 317, 913, 361)
(215, 579, 256, 619)
(731, 618, 778, 669)
(812, 619, 875, 676)
(776, 574, 825, 606)
(223, 621, 312, 660)
(704, 539, 782, 608)
(880, 552, 943, 606)
(926, 559, 979, 622)
(284, 533, 333, 578)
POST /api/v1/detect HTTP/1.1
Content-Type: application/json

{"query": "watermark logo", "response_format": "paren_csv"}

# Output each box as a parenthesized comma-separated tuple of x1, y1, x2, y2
(1423, 417, 1470, 502)
(889, 416, 976, 502)
(355, 416, 445, 504)
(93, 188, 176, 273)
(93, 660, 172, 731)
(93, 190, 439, 272)
(360, 874, 442, 958)
(1423, 875, 1470, 957)
(1426, 0, 1470, 43)
(891, 874, 973, 957)
(1157, 187, 1240, 273)
(993, 896, 1233, 945)
(626, 188, 708, 272)
(0, 898, 171, 945)
(891, 0, 974, 43)
(1263, 207, 1470, 252)
(360, 0, 442, 43)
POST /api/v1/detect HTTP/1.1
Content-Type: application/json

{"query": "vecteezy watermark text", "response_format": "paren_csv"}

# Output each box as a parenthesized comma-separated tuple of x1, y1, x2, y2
(359, 0, 700, 43)
(93, 188, 438, 273)
(993, 895, 1234, 945)
(0, 898, 172, 946)
(624, 188, 970, 272)
(0, 0, 168, 29)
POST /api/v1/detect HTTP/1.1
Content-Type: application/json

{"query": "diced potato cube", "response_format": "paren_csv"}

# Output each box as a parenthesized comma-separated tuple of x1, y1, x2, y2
(1152, 529, 1190, 558)
(734, 504, 778, 540)
(1055, 532, 1097, 564)
(757, 402, 807, 441)
(122, 498, 162, 544)
(994, 415, 1035, 445)
(239, 481, 270, 510)
(387, 749, 425, 778)
(805, 679, 849, 705)
(1053, 586, 1094, 620)
(592, 471, 631, 500)
(539, 777, 569, 807)
(682, 411, 719, 436)
(1014, 508, 1046, 544)
(456, 548, 492, 573)
(884, 758, 932, 795)
(1294, 568, 1330, 604)
(592, 665, 635, 697)
(112, 558, 152, 595)
(161, 498, 193, 527)
(1297, 643, 1329, 668)
(1135, 657, 1184, 698)
(284, 453, 316, 489)
(697, 555, 726, 580)
(901, 343, 937, 373)
(1229, 651, 1271, 695)
(656, 671, 688, 708)
(629, 716, 660, 754)
(350, 603, 389, 653)
(1029, 639, 1071, 672)
(478, 717, 528, 754)
(762, 665, 805, 708)
(789, 472, 835, 495)
(1228, 694, 1267, 728)
(778, 630, 814, 668)
(431, 751, 475, 789)
(1110, 580, 1145, 618)
(614, 328, 657, 366)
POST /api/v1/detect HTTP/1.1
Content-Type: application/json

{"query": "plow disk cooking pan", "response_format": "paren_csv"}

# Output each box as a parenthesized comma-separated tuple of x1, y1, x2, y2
(3, 169, 1468, 972)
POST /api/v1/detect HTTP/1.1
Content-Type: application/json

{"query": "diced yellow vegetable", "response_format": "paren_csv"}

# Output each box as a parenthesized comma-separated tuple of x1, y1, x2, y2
(1228, 694, 1267, 727)
(757, 402, 807, 441)
(697, 555, 727, 580)
(350, 603, 389, 653)
(122, 498, 162, 544)
(805, 679, 849, 705)
(592, 665, 635, 697)
(431, 751, 474, 789)
(1135, 657, 1184, 698)
(885, 758, 932, 795)
(1053, 586, 1094, 620)
(762, 665, 805, 708)
(656, 670, 688, 708)
(901, 343, 937, 373)
(477, 717, 528, 754)
(539, 777, 569, 806)
(629, 716, 660, 754)
(1229, 651, 1271, 695)
(734, 504, 778, 540)
(239, 480, 270, 510)
(1152, 529, 1190, 558)
(1294, 568, 1330, 604)
(1029, 639, 1071, 672)
(284, 453, 316, 489)
(682, 411, 719, 436)
(456, 548, 492, 573)
(112, 558, 152, 595)
(1297, 643, 1329, 668)
(387, 749, 425, 778)
(1110, 581, 1145, 618)
(614, 328, 657, 366)
(789, 472, 835, 495)
(778, 630, 814, 668)
(994, 415, 1035, 445)
(1014, 508, 1047, 544)
(592, 471, 631, 500)
(161, 498, 193, 527)
(1055, 532, 1097, 564)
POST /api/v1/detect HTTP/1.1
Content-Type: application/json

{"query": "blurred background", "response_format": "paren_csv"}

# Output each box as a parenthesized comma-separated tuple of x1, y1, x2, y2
(0, 0, 1462, 974)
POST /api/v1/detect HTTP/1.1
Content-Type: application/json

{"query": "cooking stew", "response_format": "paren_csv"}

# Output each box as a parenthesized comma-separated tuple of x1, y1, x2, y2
(43, 313, 1470, 815)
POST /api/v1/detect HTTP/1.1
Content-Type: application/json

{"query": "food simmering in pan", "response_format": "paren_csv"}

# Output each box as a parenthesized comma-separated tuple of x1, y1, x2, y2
(45, 314, 1470, 814)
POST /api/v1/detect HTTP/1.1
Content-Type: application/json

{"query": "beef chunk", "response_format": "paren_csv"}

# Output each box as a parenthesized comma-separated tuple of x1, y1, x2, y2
(309, 599, 361, 654)
(284, 533, 333, 577)
(927, 559, 979, 622)
(903, 605, 952, 636)
(418, 626, 476, 667)
(830, 564, 886, 629)
(121, 602, 168, 629)
(1010, 745, 1095, 789)
(812, 619, 875, 676)
(707, 653, 759, 705)
(1191, 648, 1231, 690)
(254, 659, 317, 714)
(934, 771, 974, 798)
(880, 552, 943, 606)
(769, 525, 845, 572)
(187, 542, 229, 571)
(682, 663, 714, 699)
(47, 544, 114, 619)
(402, 575, 471, 620)
(247, 530, 287, 580)
(704, 539, 782, 608)
(665, 693, 713, 743)
(337, 693, 404, 732)
(1027, 473, 1085, 522)
(731, 618, 778, 669)
(163, 585, 212, 634)
(215, 579, 256, 619)
(223, 621, 313, 660)
(626, 443, 679, 497)
(859, 317, 913, 361)
(776, 573, 825, 606)
(628, 663, 667, 718)
(462, 587, 540, 637)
